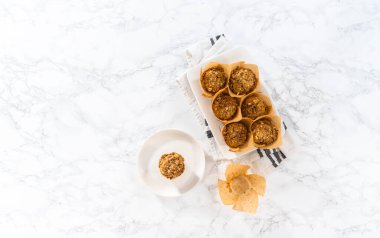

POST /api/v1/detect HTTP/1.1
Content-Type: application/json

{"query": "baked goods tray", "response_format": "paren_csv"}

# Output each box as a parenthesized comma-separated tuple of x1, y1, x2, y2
(187, 46, 285, 159)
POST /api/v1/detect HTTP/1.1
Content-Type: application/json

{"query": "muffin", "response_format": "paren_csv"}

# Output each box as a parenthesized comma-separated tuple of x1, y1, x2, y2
(229, 66, 258, 96)
(222, 122, 249, 148)
(241, 94, 271, 119)
(159, 152, 185, 179)
(212, 92, 239, 121)
(201, 65, 227, 96)
(251, 118, 278, 146)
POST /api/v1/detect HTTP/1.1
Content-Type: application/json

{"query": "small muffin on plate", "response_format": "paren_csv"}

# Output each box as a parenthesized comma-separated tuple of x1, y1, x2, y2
(159, 152, 185, 179)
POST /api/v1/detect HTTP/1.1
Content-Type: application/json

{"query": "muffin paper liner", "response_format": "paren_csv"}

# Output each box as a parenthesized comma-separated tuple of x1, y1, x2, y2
(212, 87, 242, 124)
(240, 92, 274, 120)
(200, 62, 230, 98)
(250, 115, 282, 149)
(221, 118, 254, 152)
(228, 62, 260, 98)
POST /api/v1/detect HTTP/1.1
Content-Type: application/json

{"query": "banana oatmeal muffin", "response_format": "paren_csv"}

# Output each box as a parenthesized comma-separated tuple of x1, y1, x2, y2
(241, 95, 269, 119)
(212, 93, 239, 121)
(251, 118, 278, 146)
(201, 66, 227, 95)
(229, 66, 257, 95)
(159, 152, 185, 179)
(222, 122, 249, 148)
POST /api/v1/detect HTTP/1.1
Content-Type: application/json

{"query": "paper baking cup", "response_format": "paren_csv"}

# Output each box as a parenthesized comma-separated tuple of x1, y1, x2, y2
(228, 62, 260, 98)
(240, 92, 273, 120)
(212, 87, 242, 124)
(199, 62, 230, 98)
(250, 115, 282, 149)
(221, 118, 254, 152)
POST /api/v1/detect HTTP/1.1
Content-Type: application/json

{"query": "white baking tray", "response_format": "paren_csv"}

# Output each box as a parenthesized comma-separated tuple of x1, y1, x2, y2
(187, 46, 285, 159)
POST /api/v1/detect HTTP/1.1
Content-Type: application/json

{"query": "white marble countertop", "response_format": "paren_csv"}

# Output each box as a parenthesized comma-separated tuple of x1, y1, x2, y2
(1, 0, 380, 237)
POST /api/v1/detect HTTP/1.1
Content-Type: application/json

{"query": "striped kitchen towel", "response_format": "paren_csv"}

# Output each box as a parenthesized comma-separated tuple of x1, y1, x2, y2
(178, 35, 297, 175)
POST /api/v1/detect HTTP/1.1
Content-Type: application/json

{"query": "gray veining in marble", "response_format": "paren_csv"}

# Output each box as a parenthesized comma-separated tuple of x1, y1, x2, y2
(0, 0, 380, 237)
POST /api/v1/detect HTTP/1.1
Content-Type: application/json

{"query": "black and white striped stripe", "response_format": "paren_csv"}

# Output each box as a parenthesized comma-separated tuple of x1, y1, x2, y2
(283, 121, 287, 130)
(210, 34, 225, 45)
(257, 148, 287, 167)
(205, 120, 213, 138)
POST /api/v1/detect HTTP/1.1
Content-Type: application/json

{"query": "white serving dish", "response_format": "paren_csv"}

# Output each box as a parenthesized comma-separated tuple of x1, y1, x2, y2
(187, 47, 285, 159)
(138, 129, 205, 197)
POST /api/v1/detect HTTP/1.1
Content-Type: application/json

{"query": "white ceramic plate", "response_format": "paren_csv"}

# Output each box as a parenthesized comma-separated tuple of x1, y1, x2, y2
(138, 129, 205, 197)
(187, 46, 285, 159)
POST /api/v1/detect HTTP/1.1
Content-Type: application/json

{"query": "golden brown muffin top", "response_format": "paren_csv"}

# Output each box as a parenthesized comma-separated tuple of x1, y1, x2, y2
(229, 67, 257, 95)
(251, 119, 278, 146)
(241, 95, 269, 119)
(212, 93, 239, 120)
(159, 152, 185, 179)
(201, 66, 227, 94)
(223, 122, 248, 148)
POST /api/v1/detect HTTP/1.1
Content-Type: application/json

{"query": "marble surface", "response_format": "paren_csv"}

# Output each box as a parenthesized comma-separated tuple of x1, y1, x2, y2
(1, 0, 380, 237)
